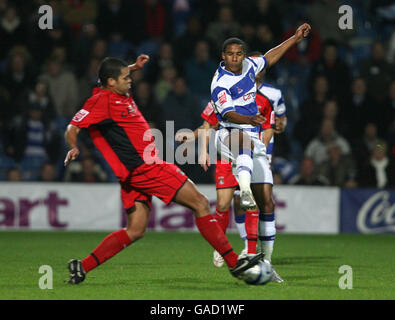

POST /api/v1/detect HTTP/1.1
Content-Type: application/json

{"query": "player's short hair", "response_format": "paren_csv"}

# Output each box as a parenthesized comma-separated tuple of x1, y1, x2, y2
(98, 57, 128, 86)
(222, 37, 247, 53)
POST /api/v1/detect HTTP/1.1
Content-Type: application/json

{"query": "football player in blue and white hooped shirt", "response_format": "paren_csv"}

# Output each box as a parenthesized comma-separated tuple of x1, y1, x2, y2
(210, 23, 310, 210)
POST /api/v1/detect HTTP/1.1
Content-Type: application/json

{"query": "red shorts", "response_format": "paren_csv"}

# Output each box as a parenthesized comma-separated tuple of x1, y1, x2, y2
(215, 159, 238, 189)
(120, 162, 188, 212)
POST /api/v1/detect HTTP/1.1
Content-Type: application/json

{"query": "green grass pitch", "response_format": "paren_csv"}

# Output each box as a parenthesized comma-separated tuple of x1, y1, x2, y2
(0, 231, 394, 300)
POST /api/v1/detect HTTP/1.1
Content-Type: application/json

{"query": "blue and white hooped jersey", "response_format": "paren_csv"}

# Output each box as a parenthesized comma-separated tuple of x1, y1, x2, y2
(257, 82, 287, 160)
(210, 56, 267, 132)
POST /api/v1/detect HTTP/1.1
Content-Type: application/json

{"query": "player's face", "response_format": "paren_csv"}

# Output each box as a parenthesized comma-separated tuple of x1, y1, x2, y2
(114, 67, 132, 95)
(222, 44, 245, 74)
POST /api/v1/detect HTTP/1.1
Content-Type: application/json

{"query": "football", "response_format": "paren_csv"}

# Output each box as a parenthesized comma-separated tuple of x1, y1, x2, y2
(243, 260, 273, 285)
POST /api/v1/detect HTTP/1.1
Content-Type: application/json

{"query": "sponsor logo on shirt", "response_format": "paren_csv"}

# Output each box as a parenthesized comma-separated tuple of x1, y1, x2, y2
(72, 109, 89, 122)
(218, 91, 227, 105)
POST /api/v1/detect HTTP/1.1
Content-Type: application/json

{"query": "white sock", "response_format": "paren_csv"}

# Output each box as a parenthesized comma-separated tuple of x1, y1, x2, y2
(236, 153, 253, 193)
(258, 212, 276, 262)
(235, 213, 248, 250)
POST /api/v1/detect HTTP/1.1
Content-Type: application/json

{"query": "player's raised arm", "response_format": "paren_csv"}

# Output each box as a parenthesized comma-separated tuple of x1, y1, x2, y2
(264, 23, 311, 68)
(64, 124, 81, 166)
(128, 54, 150, 72)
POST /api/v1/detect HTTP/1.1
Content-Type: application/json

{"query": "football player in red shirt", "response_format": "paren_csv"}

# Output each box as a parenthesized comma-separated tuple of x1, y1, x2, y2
(64, 55, 262, 284)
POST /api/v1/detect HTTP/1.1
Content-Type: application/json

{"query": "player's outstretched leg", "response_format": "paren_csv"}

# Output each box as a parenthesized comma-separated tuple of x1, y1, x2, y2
(67, 202, 150, 284)
(173, 179, 262, 278)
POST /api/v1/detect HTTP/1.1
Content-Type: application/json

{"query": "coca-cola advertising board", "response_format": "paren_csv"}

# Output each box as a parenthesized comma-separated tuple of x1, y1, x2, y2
(340, 189, 395, 233)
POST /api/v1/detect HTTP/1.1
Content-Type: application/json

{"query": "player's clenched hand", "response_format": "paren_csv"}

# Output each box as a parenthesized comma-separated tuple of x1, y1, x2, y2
(294, 23, 311, 43)
(135, 54, 150, 69)
(249, 114, 266, 126)
(64, 148, 80, 166)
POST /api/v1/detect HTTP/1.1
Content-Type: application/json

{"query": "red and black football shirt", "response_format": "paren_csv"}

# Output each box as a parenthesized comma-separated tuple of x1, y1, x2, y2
(70, 87, 160, 181)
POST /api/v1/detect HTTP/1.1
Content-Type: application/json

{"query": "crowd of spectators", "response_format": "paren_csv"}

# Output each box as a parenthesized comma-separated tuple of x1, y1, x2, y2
(0, 0, 394, 189)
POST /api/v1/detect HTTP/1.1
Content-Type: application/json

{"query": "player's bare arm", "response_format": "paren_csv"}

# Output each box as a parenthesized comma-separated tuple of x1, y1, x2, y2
(64, 124, 81, 166)
(264, 23, 311, 68)
(128, 54, 150, 72)
(261, 128, 274, 148)
(225, 111, 266, 126)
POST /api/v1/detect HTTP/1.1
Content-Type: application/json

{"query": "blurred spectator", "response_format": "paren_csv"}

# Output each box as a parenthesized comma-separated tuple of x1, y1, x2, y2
(173, 15, 206, 63)
(381, 80, 395, 140)
(78, 58, 100, 105)
(64, 156, 107, 183)
(307, 0, 348, 44)
(90, 39, 108, 62)
(72, 23, 100, 77)
(289, 157, 329, 186)
(352, 123, 382, 171)
(96, 0, 132, 40)
(39, 59, 79, 119)
(4, 103, 61, 164)
(147, 42, 179, 83)
(154, 66, 177, 103)
(162, 76, 201, 133)
(293, 75, 330, 148)
(1, 47, 36, 118)
(310, 39, 351, 104)
(108, 32, 135, 61)
(171, 0, 192, 36)
(143, 0, 171, 40)
(320, 99, 348, 137)
(206, 5, 241, 53)
(357, 141, 395, 188)
(6, 167, 21, 182)
(0, 4, 27, 60)
(342, 77, 376, 140)
(281, 18, 322, 65)
(305, 118, 351, 165)
(359, 41, 395, 104)
(317, 142, 357, 187)
(184, 40, 217, 105)
(249, 0, 283, 38)
(25, 79, 57, 122)
(58, 0, 97, 35)
(133, 81, 163, 130)
(253, 24, 277, 56)
(39, 162, 59, 182)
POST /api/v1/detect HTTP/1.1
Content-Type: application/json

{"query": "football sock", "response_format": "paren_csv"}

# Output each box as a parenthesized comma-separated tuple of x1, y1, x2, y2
(235, 213, 248, 250)
(214, 208, 230, 233)
(258, 212, 276, 262)
(81, 229, 132, 273)
(195, 214, 238, 268)
(236, 149, 253, 193)
(245, 209, 259, 254)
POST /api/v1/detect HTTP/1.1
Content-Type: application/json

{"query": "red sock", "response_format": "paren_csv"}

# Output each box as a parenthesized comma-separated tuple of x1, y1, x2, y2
(245, 209, 259, 254)
(81, 229, 132, 273)
(195, 214, 238, 268)
(214, 208, 230, 233)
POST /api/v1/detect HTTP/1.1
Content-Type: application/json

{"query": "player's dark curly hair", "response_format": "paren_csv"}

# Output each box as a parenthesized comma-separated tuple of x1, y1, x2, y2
(222, 37, 247, 53)
(98, 57, 128, 86)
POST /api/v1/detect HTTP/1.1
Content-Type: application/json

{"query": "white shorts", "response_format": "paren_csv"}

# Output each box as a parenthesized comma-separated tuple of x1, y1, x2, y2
(215, 128, 273, 185)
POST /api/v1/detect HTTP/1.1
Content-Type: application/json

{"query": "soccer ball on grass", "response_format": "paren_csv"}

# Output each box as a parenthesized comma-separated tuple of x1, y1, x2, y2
(243, 260, 273, 285)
